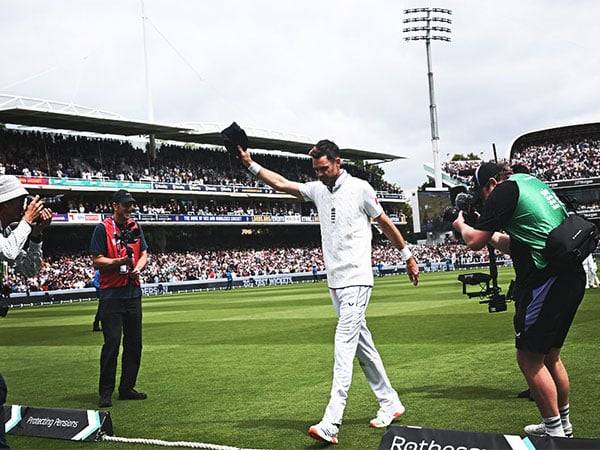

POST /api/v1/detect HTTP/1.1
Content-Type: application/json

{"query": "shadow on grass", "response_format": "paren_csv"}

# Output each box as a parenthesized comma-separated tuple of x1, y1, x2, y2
(236, 417, 375, 449)
(406, 384, 517, 400)
(61, 392, 101, 407)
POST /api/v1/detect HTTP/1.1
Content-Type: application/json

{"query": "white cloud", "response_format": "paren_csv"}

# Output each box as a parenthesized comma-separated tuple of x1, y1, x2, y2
(1, 0, 599, 187)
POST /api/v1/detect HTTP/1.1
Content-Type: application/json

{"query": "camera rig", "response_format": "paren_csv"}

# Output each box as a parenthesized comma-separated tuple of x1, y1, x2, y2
(444, 183, 514, 313)
(115, 222, 141, 258)
(457, 243, 514, 313)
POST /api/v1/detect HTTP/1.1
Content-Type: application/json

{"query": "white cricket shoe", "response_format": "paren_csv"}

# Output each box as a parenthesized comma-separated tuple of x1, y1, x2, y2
(524, 422, 573, 438)
(369, 403, 406, 428)
(308, 421, 339, 445)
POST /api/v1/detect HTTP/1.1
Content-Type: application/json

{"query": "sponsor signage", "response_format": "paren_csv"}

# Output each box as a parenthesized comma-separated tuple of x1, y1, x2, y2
(51, 213, 69, 222)
(17, 176, 49, 185)
(378, 193, 404, 200)
(242, 274, 293, 288)
(380, 426, 517, 450)
(235, 187, 264, 194)
(4, 404, 112, 442)
(52, 212, 322, 224)
(252, 215, 273, 223)
(527, 435, 600, 449)
(546, 176, 600, 190)
(49, 178, 152, 189)
(380, 426, 600, 450)
(141, 284, 169, 296)
(67, 213, 102, 223)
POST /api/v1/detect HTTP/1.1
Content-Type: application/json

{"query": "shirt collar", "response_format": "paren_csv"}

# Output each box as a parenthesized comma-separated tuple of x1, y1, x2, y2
(327, 169, 349, 193)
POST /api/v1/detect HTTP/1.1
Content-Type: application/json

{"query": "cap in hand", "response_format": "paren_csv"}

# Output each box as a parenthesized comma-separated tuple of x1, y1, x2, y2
(221, 122, 248, 158)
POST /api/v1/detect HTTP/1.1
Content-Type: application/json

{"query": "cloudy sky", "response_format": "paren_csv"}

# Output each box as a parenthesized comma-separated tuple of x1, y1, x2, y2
(2, 1, 599, 188)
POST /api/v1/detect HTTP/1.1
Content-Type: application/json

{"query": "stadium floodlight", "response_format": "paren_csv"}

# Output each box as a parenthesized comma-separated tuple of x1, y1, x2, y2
(403, 17, 452, 24)
(403, 7, 452, 189)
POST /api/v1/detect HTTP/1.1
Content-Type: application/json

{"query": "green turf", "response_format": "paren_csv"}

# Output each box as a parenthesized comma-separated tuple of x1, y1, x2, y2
(1, 268, 599, 449)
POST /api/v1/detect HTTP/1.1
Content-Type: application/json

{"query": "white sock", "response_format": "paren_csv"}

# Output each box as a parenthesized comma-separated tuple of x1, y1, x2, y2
(559, 404, 572, 436)
(543, 415, 565, 437)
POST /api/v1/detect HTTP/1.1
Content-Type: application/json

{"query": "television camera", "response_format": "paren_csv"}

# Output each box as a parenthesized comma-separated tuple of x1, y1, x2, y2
(443, 186, 514, 313)
(115, 222, 141, 258)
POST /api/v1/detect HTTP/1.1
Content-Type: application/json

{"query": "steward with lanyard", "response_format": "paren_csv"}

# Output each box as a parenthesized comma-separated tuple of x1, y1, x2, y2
(90, 190, 148, 408)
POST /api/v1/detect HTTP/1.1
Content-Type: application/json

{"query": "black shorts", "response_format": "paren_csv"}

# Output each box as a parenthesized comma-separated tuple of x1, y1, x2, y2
(514, 270, 585, 354)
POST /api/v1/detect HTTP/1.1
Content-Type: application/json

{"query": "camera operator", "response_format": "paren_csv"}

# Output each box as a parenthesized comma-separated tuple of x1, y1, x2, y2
(452, 162, 585, 438)
(90, 190, 148, 408)
(0, 175, 52, 449)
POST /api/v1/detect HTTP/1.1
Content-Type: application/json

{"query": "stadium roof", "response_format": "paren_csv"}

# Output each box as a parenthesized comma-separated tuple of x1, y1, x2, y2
(510, 121, 600, 158)
(0, 95, 404, 161)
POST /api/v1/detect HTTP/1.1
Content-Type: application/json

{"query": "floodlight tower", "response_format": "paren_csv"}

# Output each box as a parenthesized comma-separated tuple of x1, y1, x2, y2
(403, 7, 452, 189)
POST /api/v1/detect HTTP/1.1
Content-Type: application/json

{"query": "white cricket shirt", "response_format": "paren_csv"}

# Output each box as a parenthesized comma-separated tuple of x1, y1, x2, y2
(299, 170, 383, 288)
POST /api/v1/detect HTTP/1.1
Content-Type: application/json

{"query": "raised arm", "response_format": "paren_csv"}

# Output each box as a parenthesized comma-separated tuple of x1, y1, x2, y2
(238, 146, 304, 200)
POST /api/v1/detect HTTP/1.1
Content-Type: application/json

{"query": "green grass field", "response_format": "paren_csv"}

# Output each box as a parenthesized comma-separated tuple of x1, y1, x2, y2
(1, 268, 599, 449)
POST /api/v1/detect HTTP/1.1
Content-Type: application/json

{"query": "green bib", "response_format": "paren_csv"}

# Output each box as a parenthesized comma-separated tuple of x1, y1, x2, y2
(503, 174, 567, 269)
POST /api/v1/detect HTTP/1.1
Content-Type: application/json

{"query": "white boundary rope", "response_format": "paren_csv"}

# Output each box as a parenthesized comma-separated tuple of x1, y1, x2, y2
(102, 434, 270, 450)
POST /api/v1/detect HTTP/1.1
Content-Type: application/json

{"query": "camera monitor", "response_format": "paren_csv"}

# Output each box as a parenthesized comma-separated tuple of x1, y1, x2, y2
(414, 190, 452, 233)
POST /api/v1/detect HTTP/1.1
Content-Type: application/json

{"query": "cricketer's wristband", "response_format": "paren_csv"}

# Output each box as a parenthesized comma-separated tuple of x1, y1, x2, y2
(400, 246, 413, 262)
(248, 162, 263, 176)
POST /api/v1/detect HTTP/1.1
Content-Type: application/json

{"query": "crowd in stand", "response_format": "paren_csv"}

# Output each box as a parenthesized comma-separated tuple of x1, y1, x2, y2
(441, 160, 481, 184)
(574, 200, 600, 211)
(511, 139, 600, 181)
(62, 195, 406, 219)
(5, 243, 497, 292)
(0, 128, 402, 193)
(66, 196, 305, 217)
(444, 138, 600, 185)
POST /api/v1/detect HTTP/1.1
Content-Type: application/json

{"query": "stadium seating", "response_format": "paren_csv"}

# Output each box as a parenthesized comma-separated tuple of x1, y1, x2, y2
(0, 128, 402, 193)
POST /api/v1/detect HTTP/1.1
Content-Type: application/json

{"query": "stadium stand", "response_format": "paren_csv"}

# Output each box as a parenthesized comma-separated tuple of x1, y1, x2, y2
(59, 194, 406, 218)
(441, 160, 481, 184)
(0, 128, 402, 193)
(511, 139, 600, 181)
(510, 124, 600, 223)
(4, 242, 494, 293)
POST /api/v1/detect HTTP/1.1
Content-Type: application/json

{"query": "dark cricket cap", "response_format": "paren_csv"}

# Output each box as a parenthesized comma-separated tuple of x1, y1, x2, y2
(112, 189, 136, 204)
(473, 162, 504, 191)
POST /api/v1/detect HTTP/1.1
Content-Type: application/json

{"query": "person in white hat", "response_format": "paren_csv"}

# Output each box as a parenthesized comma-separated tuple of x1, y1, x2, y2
(0, 174, 52, 449)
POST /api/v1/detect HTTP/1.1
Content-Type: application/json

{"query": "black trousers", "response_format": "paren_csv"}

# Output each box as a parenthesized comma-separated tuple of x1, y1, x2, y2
(99, 297, 143, 395)
(0, 374, 9, 449)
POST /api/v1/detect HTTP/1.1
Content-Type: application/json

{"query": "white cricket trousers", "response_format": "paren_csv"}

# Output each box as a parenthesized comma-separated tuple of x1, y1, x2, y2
(323, 286, 400, 425)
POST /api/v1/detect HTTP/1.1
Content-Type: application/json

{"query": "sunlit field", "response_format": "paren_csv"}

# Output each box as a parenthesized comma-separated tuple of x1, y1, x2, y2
(2, 268, 599, 449)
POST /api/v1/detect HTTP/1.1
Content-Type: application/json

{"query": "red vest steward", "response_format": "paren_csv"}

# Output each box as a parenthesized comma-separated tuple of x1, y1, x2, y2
(99, 217, 142, 289)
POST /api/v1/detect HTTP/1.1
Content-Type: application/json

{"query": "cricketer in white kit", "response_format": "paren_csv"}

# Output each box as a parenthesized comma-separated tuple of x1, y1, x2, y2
(238, 139, 419, 445)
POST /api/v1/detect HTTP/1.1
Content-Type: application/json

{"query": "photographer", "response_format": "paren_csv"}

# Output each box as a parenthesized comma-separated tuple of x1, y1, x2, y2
(453, 162, 585, 438)
(90, 190, 148, 408)
(0, 175, 52, 449)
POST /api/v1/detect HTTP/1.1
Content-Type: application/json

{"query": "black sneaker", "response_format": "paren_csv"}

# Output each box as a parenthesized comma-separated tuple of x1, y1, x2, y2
(118, 389, 147, 400)
(93, 324, 102, 332)
(98, 394, 112, 408)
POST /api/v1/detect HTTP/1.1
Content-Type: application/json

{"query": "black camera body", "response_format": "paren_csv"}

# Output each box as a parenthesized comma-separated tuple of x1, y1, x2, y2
(443, 187, 480, 225)
(25, 194, 67, 214)
(115, 222, 141, 258)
